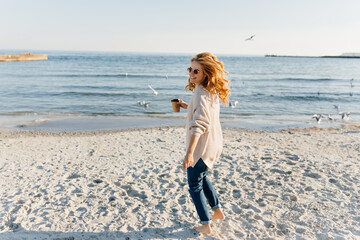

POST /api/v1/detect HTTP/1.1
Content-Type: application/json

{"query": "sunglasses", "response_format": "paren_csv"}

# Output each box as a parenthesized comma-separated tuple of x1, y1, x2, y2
(187, 67, 201, 74)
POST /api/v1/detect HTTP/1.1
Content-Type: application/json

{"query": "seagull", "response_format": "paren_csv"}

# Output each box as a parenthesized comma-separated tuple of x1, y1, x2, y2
(229, 100, 239, 108)
(125, 73, 128, 77)
(312, 114, 326, 124)
(137, 100, 150, 108)
(137, 100, 146, 106)
(245, 34, 255, 41)
(148, 84, 158, 95)
(165, 74, 168, 79)
(327, 115, 334, 121)
(339, 112, 350, 121)
(333, 105, 340, 113)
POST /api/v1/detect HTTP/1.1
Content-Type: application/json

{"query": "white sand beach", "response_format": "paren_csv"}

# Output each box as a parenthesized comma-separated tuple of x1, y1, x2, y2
(0, 124, 359, 239)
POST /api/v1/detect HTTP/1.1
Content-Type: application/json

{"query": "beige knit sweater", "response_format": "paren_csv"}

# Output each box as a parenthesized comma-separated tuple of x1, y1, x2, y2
(186, 85, 223, 169)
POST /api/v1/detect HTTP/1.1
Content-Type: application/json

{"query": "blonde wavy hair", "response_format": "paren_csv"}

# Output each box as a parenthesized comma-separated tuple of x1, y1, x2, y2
(185, 52, 230, 105)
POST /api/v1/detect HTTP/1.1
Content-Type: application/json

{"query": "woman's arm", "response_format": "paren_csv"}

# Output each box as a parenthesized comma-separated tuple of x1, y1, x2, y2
(183, 134, 199, 169)
(178, 99, 188, 109)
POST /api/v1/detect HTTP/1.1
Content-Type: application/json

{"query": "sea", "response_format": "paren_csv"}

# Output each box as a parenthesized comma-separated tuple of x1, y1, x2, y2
(0, 50, 359, 132)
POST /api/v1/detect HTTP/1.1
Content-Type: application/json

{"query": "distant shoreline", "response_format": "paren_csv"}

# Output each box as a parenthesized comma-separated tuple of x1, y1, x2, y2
(0, 54, 47, 62)
(265, 54, 360, 59)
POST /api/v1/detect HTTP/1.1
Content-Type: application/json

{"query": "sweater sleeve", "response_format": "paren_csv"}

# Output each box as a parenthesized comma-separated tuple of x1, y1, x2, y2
(189, 94, 210, 136)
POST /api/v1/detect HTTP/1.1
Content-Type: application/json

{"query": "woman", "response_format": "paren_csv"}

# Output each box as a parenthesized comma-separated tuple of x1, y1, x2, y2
(178, 52, 230, 234)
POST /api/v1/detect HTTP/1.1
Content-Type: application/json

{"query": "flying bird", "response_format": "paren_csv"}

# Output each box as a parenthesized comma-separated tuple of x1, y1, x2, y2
(148, 84, 158, 95)
(229, 101, 239, 108)
(312, 114, 326, 124)
(333, 105, 340, 113)
(245, 34, 255, 41)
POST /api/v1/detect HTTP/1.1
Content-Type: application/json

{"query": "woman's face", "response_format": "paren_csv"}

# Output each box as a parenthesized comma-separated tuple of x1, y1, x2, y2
(188, 61, 204, 85)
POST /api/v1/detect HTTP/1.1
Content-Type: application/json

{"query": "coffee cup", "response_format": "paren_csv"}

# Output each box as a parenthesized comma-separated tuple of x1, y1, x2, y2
(171, 99, 180, 112)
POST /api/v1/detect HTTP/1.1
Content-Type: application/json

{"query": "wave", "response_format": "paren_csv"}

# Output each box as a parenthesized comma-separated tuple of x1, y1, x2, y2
(0, 112, 80, 117)
(237, 92, 356, 102)
(236, 77, 342, 82)
(277, 77, 338, 82)
(57, 91, 128, 97)
(144, 111, 168, 115)
(61, 85, 140, 91)
(278, 95, 334, 101)
(271, 94, 355, 102)
(7, 73, 185, 79)
(0, 111, 40, 116)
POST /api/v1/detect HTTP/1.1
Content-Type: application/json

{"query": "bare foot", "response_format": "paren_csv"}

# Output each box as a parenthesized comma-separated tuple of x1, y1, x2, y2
(212, 208, 225, 221)
(194, 224, 212, 235)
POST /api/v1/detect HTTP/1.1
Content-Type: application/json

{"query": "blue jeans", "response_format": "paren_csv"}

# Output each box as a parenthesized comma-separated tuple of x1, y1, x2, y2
(187, 158, 220, 225)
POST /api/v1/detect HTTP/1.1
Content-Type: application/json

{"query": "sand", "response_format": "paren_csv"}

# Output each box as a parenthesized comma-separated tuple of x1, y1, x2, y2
(0, 124, 359, 239)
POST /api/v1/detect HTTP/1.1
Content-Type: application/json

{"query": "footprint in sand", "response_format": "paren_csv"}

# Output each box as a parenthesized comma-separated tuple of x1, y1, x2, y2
(264, 220, 275, 229)
(256, 174, 267, 181)
(329, 178, 338, 183)
(223, 154, 233, 160)
(125, 188, 147, 200)
(270, 169, 292, 175)
(177, 195, 186, 205)
(232, 189, 241, 198)
(304, 172, 322, 179)
(75, 207, 87, 218)
(263, 193, 278, 201)
(174, 178, 186, 187)
(93, 179, 103, 184)
(242, 204, 261, 213)
(158, 173, 171, 184)
(232, 205, 242, 214)
(266, 180, 282, 186)
(16, 199, 25, 204)
(285, 153, 300, 161)
(277, 223, 290, 235)
(256, 198, 266, 207)
(260, 156, 272, 162)
(296, 227, 306, 233)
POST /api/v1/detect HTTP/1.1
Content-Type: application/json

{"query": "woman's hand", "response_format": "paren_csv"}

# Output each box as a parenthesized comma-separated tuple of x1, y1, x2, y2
(183, 135, 199, 170)
(178, 99, 188, 109)
(183, 153, 194, 170)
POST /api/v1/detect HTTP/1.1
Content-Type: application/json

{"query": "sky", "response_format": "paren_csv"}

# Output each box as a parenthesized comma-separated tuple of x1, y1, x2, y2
(1, 0, 360, 56)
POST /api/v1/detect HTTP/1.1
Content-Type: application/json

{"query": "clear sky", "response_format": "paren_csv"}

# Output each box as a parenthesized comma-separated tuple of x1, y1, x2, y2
(1, 0, 360, 56)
